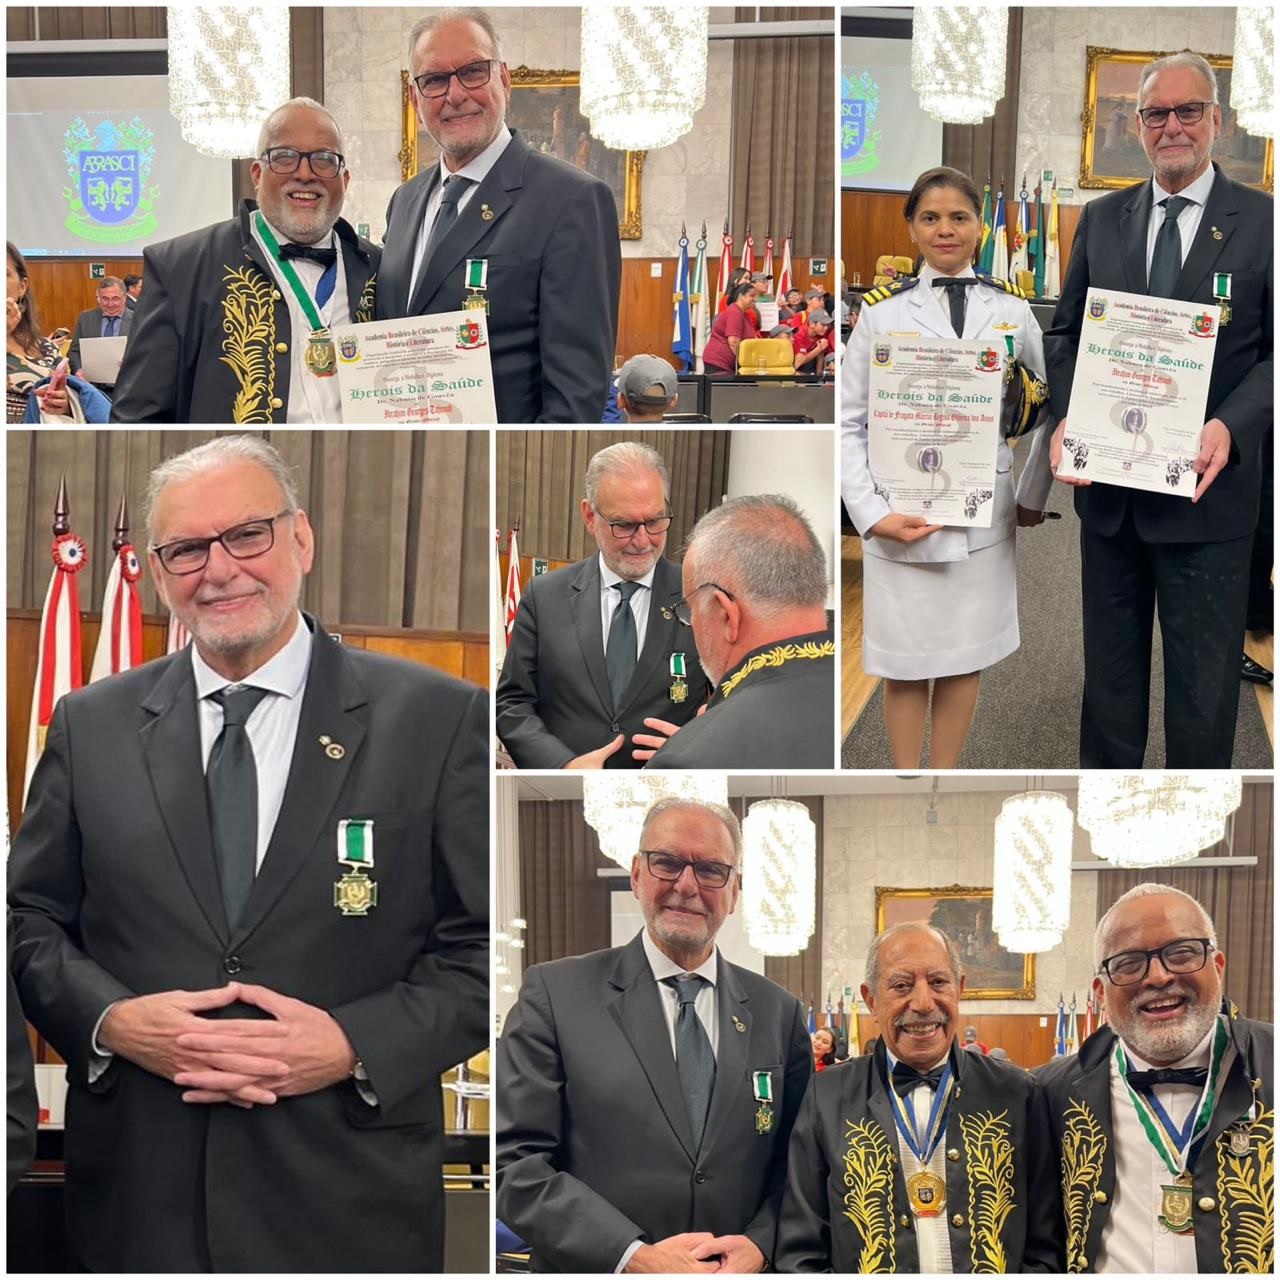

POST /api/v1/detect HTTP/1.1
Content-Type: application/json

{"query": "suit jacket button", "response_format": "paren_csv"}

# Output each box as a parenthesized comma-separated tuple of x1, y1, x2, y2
(1093, 1191, 1108, 1204)
(1198, 1196, 1216, 1212)
(271, 289, 282, 300)
(899, 1214, 910, 1228)
(270, 397, 283, 409)
(275, 342, 287, 353)
(611, 723, 621, 733)
(950, 1213, 964, 1228)
(694, 1170, 706, 1183)
(223, 955, 242, 975)
(947, 1148, 960, 1161)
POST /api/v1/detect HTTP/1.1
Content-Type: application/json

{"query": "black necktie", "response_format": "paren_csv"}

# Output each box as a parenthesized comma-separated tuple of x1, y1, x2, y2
(1147, 196, 1191, 297)
(891, 1061, 946, 1097)
(103, 315, 119, 338)
(421, 175, 473, 274)
(668, 974, 716, 1148)
(605, 580, 642, 708)
(1126, 1066, 1209, 1091)
(931, 277, 979, 337)
(279, 242, 337, 268)
(206, 686, 271, 929)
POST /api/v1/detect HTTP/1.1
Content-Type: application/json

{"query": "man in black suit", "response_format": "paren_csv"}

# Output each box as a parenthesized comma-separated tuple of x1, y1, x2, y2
(496, 441, 710, 768)
(1017, 51, 1273, 767)
(111, 98, 379, 423)
(378, 9, 621, 423)
(123, 274, 143, 311)
(497, 797, 812, 1273)
(67, 276, 133, 390)
(7, 436, 487, 1271)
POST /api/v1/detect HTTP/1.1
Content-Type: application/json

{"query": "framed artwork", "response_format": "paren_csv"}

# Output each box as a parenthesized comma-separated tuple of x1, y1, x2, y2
(874, 885, 1035, 1000)
(400, 66, 645, 239)
(1080, 47, 1273, 191)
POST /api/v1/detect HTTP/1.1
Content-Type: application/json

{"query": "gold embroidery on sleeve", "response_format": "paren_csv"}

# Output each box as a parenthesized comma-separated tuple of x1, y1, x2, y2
(220, 266, 276, 424)
(1062, 1099, 1106, 1273)
(959, 1110, 1015, 1273)
(842, 1117, 897, 1274)
(1217, 1108, 1274, 1273)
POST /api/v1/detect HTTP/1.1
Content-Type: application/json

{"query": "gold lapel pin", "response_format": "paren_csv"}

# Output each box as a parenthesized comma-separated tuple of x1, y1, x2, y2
(732, 1015, 746, 1033)
(1211, 226, 1224, 240)
(319, 734, 346, 760)
(480, 204, 494, 221)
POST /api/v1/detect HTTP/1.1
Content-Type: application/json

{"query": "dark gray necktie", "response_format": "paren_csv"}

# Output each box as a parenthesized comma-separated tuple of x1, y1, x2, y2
(668, 974, 716, 1148)
(104, 315, 119, 338)
(605, 580, 642, 708)
(1148, 195, 1191, 297)
(422, 175, 473, 273)
(931, 278, 978, 337)
(206, 686, 270, 929)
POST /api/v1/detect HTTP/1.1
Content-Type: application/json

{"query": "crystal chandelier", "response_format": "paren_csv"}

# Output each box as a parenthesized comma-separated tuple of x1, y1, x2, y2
(1076, 774, 1242, 867)
(910, 7, 1008, 124)
(580, 6, 709, 150)
(168, 6, 292, 159)
(992, 791, 1073, 953)
(742, 800, 815, 957)
(1231, 6, 1275, 137)
(582, 772, 729, 869)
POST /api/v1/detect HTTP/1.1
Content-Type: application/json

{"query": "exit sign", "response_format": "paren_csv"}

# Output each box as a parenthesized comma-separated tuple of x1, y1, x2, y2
(89, 263, 105, 279)
(809, 258, 828, 275)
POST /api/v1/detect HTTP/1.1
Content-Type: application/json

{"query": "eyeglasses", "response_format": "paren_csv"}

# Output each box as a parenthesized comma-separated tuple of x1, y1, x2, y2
(592, 507, 673, 539)
(1098, 937, 1214, 986)
(152, 511, 293, 575)
(1137, 101, 1213, 129)
(412, 58, 498, 99)
(641, 850, 736, 889)
(665, 582, 736, 627)
(259, 147, 345, 178)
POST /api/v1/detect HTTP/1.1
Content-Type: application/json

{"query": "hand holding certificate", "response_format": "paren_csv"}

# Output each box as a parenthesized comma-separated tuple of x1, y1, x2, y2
(1057, 288, 1220, 497)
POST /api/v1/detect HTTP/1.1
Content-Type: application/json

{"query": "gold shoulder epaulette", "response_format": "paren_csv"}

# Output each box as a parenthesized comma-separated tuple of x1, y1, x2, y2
(976, 272, 1029, 301)
(863, 277, 918, 305)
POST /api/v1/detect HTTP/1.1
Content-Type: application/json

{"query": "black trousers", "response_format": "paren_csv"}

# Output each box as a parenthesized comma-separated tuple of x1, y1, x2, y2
(1079, 509, 1251, 767)
(1247, 426, 1273, 633)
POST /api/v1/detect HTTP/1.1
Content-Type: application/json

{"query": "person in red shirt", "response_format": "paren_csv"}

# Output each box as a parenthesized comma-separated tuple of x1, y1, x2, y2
(811, 1026, 837, 1072)
(787, 287, 825, 330)
(962, 1024, 990, 1053)
(701, 281, 758, 374)
(792, 309, 833, 375)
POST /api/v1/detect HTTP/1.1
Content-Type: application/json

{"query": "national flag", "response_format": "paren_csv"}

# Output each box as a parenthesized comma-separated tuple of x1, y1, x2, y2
(1009, 178, 1030, 282)
(1067, 992, 1079, 1054)
(492, 527, 507, 677)
(25, 483, 88, 803)
(1043, 179, 1061, 299)
(762, 235, 775, 285)
(807, 999, 816, 1035)
(1032, 178, 1046, 298)
(715, 221, 734, 312)
(1083, 991, 1096, 1041)
(1054, 992, 1067, 1057)
(504, 523, 522, 640)
(845, 994, 861, 1057)
(672, 224, 693, 372)
(690, 223, 711, 372)
(739, 226, 755, 274)
(776, 232, 794, 298)
(166, 613, 191, 654)
(825, 992, 834, 1036)
(990, 186, 1009, 282)
(89, 535, 143, 683)
(977, 181, 993, 270)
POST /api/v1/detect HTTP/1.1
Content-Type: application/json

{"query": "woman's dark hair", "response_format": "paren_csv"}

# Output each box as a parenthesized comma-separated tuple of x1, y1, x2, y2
(903, 166, 982, 221)
(7, 241, 46, 356)
(813, 1027, 837, 1067)
(728, 266, 749, 291)
(730, 281, 756, 304)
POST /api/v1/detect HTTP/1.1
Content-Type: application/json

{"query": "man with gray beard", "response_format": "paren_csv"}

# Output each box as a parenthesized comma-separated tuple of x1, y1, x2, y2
(1036, 884, 1273, 1273)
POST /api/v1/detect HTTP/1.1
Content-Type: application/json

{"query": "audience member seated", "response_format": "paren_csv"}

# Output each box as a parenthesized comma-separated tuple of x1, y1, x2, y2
(6, 241, 80, 423)
(702, 280, 759, 375)
(792, 308, 833, 375)
(67, 275, 132, 393)
(615, 354, 678, 422)
(787, 287, 826, 329)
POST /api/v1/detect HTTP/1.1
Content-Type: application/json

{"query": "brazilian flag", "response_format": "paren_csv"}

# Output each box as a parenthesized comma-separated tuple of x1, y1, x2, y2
(978, 182, 993, 272)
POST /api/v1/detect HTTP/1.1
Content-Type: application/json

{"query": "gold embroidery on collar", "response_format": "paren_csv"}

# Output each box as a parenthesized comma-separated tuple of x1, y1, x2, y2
(1062, 1099, 1106, 1273)
(719, 639, 835, 700)
(355, 272, 377, 324)
(220, 265, 276, 423)
(842, 1117, 897, 1274)
(959, 1110, 1015, 1273)
(1216, 1107, 1274, 1273)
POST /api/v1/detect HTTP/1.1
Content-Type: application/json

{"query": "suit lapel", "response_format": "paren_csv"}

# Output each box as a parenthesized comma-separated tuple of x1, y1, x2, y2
(139, 651, 228, 943)
(607, 935, 698, 1161)
(384, 172, 438, 317)
(1175, 166, 1236, 301)
(618, 559, 682, 714)
(568, 557, 615, 717)
(699, 955, 750, 1158)
(1123, 181, 1152, 294)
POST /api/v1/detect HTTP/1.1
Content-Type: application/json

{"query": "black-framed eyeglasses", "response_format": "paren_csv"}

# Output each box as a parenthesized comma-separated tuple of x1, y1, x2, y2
(1098, 937, 1214, 986)
(1137, 101, 1213, 129)
(641, 850, 736, 889)
(259, 147, 346, 178)
(592, 507, 673, 539)
(665, 582, 736, 627)
(152, 510, 293, 575)
(412, 58, 499, 99)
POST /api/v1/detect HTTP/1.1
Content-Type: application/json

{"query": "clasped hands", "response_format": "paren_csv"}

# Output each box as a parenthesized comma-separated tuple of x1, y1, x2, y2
(99, 982, 356, 1109)
(624, 1233, 765, 1274)
(565, 706, 708, 769)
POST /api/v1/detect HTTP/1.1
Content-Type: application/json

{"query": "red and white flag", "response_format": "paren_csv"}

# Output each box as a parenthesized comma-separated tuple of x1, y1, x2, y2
(89, 543, 144, 683)
(739, 228, 755, 274)
(715, 223, 734, 312)
(504, 524, 522, 640)
(1083, 992, 1096, 1041)
(492, 526, 508, 677)
(166, 613, 191, 653)
(762, 236, 775, 284)
(777, 234, 794, 298)
(24, 530, 88, 802)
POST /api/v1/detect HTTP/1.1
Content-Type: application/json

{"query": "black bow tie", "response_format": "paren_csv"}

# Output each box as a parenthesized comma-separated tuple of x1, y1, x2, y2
(1126, 1067, 1209, 1091)
(891, 1062, 946, 1096)
(279, 242, 336, 268)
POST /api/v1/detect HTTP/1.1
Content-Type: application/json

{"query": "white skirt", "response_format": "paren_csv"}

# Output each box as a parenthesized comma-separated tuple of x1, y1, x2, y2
(862, 536, 1019, 680)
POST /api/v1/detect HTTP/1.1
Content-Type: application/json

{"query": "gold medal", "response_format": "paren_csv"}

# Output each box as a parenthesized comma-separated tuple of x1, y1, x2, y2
(464, 290, 490, 313)
(334, 869, 378, 917)
(755, 1101, 774, 1135)
(1218, 302, 1231, 326)
(1228, 1126, 1251, 1156)
(907, 1169, 946, 1217)
(670, 676, 688, 703)
(1158, 1170, 1195, 1234)
(306, 329, 337, 377)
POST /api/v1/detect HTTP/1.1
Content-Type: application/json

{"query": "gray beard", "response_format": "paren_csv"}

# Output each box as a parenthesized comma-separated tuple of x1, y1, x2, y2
(1111, 994, 1221, 1065)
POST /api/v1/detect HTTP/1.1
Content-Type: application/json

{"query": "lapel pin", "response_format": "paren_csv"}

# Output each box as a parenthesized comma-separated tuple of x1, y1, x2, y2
(1211, 226, 1223, 240)
(319, 734, 346, 760)
(481, 204, 494, 221)
(732, 1015, 746, 1032)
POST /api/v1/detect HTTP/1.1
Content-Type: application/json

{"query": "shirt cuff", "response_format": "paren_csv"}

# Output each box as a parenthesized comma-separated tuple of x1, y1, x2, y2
(352, 1059, 377, 1107)
(615, 1240, 644, 1273)
(88, 1001, 122, 1082)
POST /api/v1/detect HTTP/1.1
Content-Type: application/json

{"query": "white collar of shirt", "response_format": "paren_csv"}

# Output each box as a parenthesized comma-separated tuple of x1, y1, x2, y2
(251, 211, 338, 297)
(917, 261, 977, 287)
(436, 122, 512, 190)
(192, 609, 312, 704)
(884, 1045, 952, 1074)
(641, 927, 718, 988)
(1151, 164, 1216, 213)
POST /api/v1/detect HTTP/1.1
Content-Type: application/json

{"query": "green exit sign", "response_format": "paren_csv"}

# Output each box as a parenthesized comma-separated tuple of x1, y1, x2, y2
(89, 263, 105, 279)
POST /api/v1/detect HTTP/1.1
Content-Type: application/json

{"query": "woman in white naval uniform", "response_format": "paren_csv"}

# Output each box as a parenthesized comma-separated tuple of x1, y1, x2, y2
(842, 166, 1052, 767)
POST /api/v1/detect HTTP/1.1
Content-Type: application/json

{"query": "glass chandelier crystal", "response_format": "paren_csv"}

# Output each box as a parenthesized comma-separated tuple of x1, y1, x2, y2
(1231, 6, 1275, 137)
(910, 7, 1008, 124)
(168, 6, 292, 159)
(742, 800, 815, 957)
(580, 6, 709, 150)
(992, 792, 1073, 953)
(582, 773, 729, 869)
(1076, 774, 1242, 867)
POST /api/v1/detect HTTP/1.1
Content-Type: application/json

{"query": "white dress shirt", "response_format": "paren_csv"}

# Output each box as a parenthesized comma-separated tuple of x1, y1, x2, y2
(1095, 1021, 1234, 1273)
(1145, 164, 1216, 281)
(598, 554, 655, 659)
(249, 212, 348, 424)
(410, 123, 512, 299)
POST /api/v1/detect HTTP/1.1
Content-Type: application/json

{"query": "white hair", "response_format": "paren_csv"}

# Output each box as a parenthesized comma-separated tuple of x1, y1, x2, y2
(638, 797, 742, 864)
(1093, 882, 1218, 970)
(864, 922, 964, 991)
(1138, 52, 1220, 109)
(255, 96, 344, 158)
(407, 7, 504, 69)
(584, 442, 671, 507)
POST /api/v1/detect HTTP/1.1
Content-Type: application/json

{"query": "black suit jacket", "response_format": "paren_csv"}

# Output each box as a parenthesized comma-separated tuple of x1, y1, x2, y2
(495, 931, 812, 1272)
(1035, 1008, 1273, 1273)
(496, 556, 710, 768)
(378, 130, 621, 423)
(1045, 164, 1273, 542)
(7, 619, 488, 1271)
(67, 306, 133, 383)
(7, 954, 38, 1196)
(776, 1043, 1061, 1272)
(110, 200, 379, 423)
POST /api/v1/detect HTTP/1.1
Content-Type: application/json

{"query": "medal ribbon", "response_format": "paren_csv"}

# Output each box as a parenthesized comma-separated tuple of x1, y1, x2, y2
(1213, 272, 1231, 302)
(670, 653, 686, 679)
(466, 258, 488, 290)
(886, 1058, 954, 1166)
(1116, 1015, 1230, 1176)
(753, 1070, 772, 1104)
(255, 212, 329, 333)
(338, 818, 375, 870)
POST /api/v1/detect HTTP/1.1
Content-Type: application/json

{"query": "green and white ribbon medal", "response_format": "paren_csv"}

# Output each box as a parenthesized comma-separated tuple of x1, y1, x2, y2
(753, 1069, 774, 1134)
(1213, 272, 1231, 324)
(464, 258, 489, 313)
(254, 211, 337, 377)
(670, 652, 688, 704)
(334, 818, 378, 916)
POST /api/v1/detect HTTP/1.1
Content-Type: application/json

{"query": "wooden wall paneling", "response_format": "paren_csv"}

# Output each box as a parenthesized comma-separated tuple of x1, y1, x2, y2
(24, 259, 145, 342)
(846, 1013, 1059, 1069)
(8, 8, 34, 38)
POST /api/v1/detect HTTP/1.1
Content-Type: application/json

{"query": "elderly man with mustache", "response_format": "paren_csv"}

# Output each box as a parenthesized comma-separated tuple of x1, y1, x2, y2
(776, 923, 1059, 1272)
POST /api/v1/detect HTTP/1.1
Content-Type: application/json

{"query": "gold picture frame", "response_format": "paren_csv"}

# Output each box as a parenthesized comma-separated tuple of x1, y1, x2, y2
(400, 66, 645, 239)
(874, 885, 1035, 1000)
(1080, 47, 1273, 191)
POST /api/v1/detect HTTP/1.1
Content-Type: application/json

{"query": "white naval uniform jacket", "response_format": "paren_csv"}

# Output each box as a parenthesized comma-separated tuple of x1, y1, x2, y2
(841, 269, 1051, 564)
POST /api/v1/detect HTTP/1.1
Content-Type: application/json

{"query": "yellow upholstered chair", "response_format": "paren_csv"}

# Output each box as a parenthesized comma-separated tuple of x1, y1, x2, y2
(1016, 269, 1036, 296)
(736, 337, 795, 376)
(873, 254, 914, 286)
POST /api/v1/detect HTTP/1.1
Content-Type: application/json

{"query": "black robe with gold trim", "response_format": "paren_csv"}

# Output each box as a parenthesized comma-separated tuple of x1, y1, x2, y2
(775, 1041, 1060, 1272)
(110, 199, 378, 423)
(1035, 1005, 1274, 1273)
